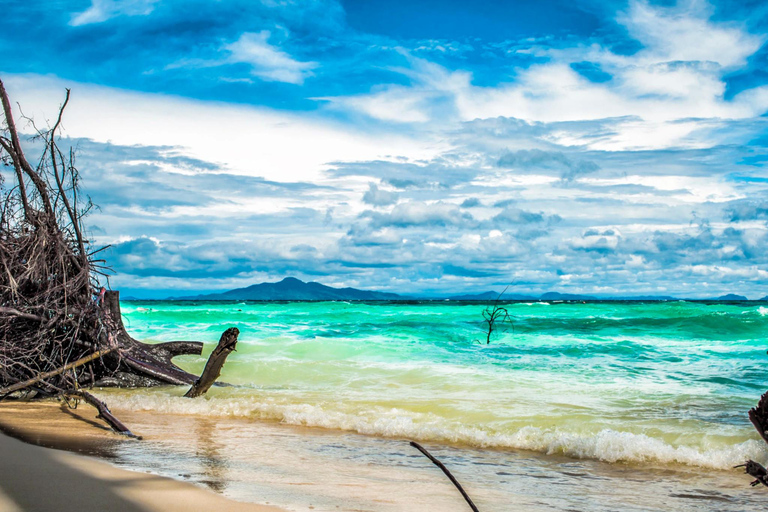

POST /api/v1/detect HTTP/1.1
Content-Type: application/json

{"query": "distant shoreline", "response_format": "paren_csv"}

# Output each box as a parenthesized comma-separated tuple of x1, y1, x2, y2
(123, 298, 768, 303)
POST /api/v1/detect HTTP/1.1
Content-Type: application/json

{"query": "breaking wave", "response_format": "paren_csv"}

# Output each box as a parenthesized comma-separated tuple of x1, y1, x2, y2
(100, 391, 765, 471)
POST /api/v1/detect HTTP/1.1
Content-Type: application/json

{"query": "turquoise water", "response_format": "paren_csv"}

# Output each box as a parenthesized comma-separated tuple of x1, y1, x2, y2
(110, 300, 768, 472)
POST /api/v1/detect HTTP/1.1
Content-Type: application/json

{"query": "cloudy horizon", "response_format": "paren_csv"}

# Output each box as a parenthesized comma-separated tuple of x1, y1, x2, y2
(3, 0, 768, 299)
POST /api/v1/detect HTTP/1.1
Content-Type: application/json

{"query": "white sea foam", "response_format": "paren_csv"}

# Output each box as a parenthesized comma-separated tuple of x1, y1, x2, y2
(100, 391, 766, 471)
(758, 306, 768, 316)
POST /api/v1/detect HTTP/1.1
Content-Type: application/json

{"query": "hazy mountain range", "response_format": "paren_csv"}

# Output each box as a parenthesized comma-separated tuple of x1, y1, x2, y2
(166, 278, 760, 302)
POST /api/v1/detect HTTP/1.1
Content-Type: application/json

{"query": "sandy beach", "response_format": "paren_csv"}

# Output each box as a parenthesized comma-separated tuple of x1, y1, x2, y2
(0, 401, 284, 512)
(0, 400, 490, 512)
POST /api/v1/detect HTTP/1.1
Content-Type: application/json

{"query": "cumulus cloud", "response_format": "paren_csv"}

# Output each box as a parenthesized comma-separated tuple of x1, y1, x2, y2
(618, 0, 764, 69)
(498, 149, 600, 182)
(362, 183, 399, 206)
(725, 201, 768, 222)
(363, 201, 475, 229)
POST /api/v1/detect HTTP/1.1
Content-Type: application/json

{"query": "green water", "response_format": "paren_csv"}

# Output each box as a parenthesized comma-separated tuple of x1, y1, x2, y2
(110, 300, 768, 471)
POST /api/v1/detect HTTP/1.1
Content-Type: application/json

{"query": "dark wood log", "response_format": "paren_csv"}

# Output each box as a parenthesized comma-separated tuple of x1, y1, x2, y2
(749, 391, 768, 445)
(93, 372, 165, 388)
(101, 291, 203, 386)
(735, 460, 768, 487)
(121, 355, 194, 386)
(410, 441, 479, 512)
(149, 341, 204, 360)
(184, 327, 239, 398)
(69, 390, 140, 439)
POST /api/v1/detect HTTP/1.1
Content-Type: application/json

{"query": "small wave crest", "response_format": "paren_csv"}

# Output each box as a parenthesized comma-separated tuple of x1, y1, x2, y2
(100, 391, 765, 471)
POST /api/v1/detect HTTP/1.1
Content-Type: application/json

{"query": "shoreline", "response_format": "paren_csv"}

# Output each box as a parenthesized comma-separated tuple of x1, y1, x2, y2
(0, 401, 285, 512)
(1, 399, 764, 511)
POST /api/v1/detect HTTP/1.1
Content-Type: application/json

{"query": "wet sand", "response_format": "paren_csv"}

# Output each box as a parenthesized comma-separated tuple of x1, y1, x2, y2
(0, 401, 283, 512)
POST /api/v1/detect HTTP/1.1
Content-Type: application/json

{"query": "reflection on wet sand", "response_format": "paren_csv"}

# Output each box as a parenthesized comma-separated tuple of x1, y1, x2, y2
(193, 418, 228, 492)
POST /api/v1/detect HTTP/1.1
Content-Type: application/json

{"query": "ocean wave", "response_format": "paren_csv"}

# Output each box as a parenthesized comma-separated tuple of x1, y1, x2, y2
(99, 391, 766, 471)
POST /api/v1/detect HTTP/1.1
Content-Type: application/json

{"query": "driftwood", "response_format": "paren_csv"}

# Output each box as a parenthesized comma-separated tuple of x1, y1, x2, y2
(68, 390, 140, 439)
(739, 390, 768, 487)
(410, 441, 479, 511)
(749, 391, 768, 445)
(185, 327, 239, 398)
(736, 460, 768, 487)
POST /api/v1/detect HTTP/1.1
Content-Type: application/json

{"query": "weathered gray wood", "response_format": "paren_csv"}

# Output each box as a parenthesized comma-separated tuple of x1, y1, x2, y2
(184, 327, 239, 398)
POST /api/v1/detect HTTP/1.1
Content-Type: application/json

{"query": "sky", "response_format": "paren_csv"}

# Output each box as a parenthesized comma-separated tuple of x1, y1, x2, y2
(3, 0, 768, 298)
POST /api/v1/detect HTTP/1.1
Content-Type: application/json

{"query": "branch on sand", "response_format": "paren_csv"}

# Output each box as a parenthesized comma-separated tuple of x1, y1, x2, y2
(410, 441, 480, 511)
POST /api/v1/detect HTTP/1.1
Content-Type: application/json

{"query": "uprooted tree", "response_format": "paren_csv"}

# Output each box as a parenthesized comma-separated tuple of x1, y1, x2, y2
(0, 78, 235, 434)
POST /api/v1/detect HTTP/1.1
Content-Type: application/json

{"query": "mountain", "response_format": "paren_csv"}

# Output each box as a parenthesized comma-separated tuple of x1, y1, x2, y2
(446, 291, 537, 301)
(540, 291, 596, 301)
(174, 277, 404, 301)
(715, 294, 749, 301)
(167, 279, 754, 302)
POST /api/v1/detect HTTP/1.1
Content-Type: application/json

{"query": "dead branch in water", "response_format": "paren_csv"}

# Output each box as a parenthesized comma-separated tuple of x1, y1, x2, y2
(477, 286, 512, 345)
(185, 327, 239, 398)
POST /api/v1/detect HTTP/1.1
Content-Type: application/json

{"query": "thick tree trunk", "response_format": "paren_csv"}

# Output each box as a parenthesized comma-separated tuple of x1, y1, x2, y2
(97, 291, 204, 387)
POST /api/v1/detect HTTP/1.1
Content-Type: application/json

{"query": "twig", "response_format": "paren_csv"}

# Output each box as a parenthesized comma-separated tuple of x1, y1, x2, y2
(410, 441, 480, 511)
(0, 347, 116, 396)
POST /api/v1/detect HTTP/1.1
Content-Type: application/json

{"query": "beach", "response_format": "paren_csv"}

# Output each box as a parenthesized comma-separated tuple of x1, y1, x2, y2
(0, 397, 764, 512)
(0, 402, 283, 512)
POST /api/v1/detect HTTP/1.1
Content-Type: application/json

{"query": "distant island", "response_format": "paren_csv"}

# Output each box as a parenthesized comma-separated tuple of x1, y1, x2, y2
(172, 277, 403, 301)
(164, 278, 761, 301)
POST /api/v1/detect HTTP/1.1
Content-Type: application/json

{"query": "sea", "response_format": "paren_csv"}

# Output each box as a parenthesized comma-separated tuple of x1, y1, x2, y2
(89, 300, 768, 511)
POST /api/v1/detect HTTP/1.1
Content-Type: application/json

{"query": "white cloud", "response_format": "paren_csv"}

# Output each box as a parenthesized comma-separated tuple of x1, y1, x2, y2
(225, 31, 318, 85)
(3, 74, 443, 183)
(327, 1, 768, 151)
(619, 0, 764, 69)
(70, 0, 159, 26)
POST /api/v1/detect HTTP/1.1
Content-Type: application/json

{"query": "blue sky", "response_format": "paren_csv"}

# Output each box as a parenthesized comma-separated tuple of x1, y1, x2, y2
(3, 0, 768, 298)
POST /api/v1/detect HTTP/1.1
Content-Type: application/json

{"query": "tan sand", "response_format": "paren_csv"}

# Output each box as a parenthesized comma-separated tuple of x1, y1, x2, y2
(0, 402, 285, 512)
